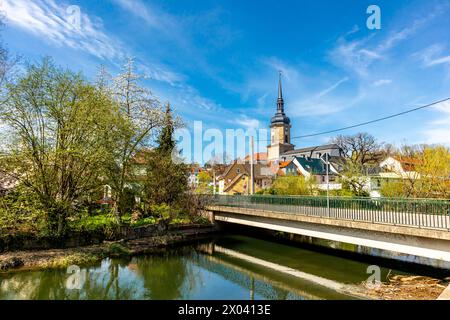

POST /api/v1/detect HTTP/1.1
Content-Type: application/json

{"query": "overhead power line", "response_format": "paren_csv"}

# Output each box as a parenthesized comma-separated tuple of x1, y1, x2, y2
(258, 97, 449, 142)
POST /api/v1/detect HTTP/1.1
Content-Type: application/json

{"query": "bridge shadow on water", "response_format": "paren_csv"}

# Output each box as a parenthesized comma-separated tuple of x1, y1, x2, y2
(216, 222, 450, 280)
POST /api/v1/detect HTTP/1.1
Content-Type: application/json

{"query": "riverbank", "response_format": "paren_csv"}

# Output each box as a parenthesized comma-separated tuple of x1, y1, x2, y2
(0, 224, 217, 272)
(1, 226, 448, 300)
(352, 275, 449, 300)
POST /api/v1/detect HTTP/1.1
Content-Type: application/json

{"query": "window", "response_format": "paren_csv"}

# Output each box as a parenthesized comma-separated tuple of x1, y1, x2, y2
(285, 135, 288, 143)
(237, 168, 240, 174)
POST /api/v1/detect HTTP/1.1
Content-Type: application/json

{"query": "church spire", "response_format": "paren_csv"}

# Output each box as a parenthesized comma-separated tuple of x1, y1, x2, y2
(277, 71, 284, 112)
(270, 72, 290, 126)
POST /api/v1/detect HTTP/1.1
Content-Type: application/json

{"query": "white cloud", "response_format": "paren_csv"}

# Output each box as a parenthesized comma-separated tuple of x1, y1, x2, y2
(427, 56, 450, 66)
(261, 57, 299, 82)
(235, 116, 260, 130)
(330, 5, 448, 77)
(2, 0, 122, 60)
(329, 37, 382, 77)
(316, 77, 349, 98)
(414, 43, 450, 67)
(372, 79, 392, 86)
(1, 0, 192, 88)
(422, 100, 450, 145)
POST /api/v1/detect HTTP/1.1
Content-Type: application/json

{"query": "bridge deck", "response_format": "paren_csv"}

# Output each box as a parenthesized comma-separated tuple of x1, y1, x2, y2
(208, 196, 450, 231)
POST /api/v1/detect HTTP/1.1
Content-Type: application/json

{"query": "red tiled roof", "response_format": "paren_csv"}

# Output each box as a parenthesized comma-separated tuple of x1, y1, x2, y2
(393, 156, 422, 171)
(278, 161, 290, 168)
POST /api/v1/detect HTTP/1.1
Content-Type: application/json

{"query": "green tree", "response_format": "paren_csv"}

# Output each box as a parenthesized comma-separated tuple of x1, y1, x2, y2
(0, 58, 122, 235)
(380, 180, 406, 198)
(156, 102, 175, 154)
(271, 175, 315, 195)
(340, 162, 370, 197)
(144, 103, 188, 208)
(196, 171, 212, 194)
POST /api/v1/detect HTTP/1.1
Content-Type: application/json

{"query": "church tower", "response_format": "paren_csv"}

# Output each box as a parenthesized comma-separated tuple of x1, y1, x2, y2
(267, 73, 294, 162)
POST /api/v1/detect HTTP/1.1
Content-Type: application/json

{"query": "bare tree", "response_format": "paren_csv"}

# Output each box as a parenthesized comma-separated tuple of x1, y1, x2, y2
(102, 58, 164, 216)
(331, 132, 380, 165)
(0, 16, 19, 90)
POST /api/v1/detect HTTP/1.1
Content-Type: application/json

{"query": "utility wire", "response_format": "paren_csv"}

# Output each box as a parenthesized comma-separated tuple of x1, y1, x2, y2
(257, 97, 449, 142)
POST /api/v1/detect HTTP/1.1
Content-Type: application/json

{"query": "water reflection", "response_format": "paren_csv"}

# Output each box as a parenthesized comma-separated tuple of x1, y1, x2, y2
(0, 235, 416, 300)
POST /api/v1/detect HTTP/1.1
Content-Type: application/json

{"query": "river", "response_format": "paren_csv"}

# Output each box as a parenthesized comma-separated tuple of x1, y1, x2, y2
(0, 234, 421, 300)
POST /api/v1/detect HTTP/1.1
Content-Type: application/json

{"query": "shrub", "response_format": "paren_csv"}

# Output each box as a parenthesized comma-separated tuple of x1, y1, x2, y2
(0, 190, 47, 236)
(150, 203, 172, 220)
(132, 216, 157, 227)
(118, 187, 136, 215)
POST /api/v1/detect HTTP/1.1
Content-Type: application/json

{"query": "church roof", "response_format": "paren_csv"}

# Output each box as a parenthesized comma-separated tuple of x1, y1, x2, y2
(281, 144, 341, 156)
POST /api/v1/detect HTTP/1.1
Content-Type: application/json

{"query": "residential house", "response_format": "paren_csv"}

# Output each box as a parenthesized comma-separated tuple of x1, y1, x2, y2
(365, 156, 421, 197)
(278, 156, 342, 190)
(218, 161, 275, 195)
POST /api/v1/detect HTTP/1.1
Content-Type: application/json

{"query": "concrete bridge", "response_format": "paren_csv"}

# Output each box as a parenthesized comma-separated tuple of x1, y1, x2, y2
(206, 195, 450, 269)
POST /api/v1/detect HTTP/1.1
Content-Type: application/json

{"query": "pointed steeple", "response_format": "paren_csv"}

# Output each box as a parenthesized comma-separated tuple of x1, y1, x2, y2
(277, 71, 284, 112)
(271, 72, 290, 126)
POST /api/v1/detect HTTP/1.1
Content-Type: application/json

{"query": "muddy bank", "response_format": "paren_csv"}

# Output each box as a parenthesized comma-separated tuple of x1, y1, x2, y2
(0, 225, 217, 272)
(349, 275, 450, 300)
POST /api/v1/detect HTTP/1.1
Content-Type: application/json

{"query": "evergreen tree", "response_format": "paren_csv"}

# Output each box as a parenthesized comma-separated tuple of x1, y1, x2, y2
(157, 103, 175, 154)
(144, 102, 188, 210)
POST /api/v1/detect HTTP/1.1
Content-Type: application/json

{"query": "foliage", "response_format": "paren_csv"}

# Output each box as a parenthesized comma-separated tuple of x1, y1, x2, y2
(0, 189, 46, 236)
(270, 175, 315, 195)
(381, 145, 450, 199)
(108, 243, 131, 257)
(178, 191, 208, 218)
(156, 103, 175, 154)
(380, 180, 406, 198)
(340, 162, 370, 197)
(414, 146, 450, 198)
(101, 58, 164, 216)
(195, 171, 213, 194)
(132, 216, 157, 227)
(118, 187, 136, 215)
(144, 102, 188, 207)
(69, 214, 120, 235)
(319, 187, 356, 197)
(0, 58, 123, 235)
(40, 253, 101, 269)
(149, 203, 173, 220)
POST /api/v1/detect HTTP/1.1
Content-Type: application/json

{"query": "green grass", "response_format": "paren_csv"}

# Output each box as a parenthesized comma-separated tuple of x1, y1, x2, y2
(40, 253, 102, 269)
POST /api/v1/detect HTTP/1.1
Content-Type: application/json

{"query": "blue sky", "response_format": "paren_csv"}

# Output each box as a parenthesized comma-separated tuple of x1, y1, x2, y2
(2, 0, 450, 159)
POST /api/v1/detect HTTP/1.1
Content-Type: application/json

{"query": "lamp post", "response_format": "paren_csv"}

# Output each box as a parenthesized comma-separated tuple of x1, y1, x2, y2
(326, 152, 330, 217)
(250, 136, 255, 195)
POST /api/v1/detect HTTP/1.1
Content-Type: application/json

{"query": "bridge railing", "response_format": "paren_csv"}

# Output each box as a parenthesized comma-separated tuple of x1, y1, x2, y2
(206, 195, 450, 230)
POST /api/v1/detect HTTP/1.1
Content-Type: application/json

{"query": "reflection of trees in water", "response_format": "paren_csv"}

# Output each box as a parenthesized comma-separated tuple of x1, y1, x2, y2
(84, 259, 139, 300)
(0, 260, 140, 300)
(133, 248, 199, 300)
(0, 270, 68, 300)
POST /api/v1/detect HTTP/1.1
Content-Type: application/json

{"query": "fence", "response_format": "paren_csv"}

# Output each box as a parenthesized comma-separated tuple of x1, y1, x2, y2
(206, 195, 450, 230)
